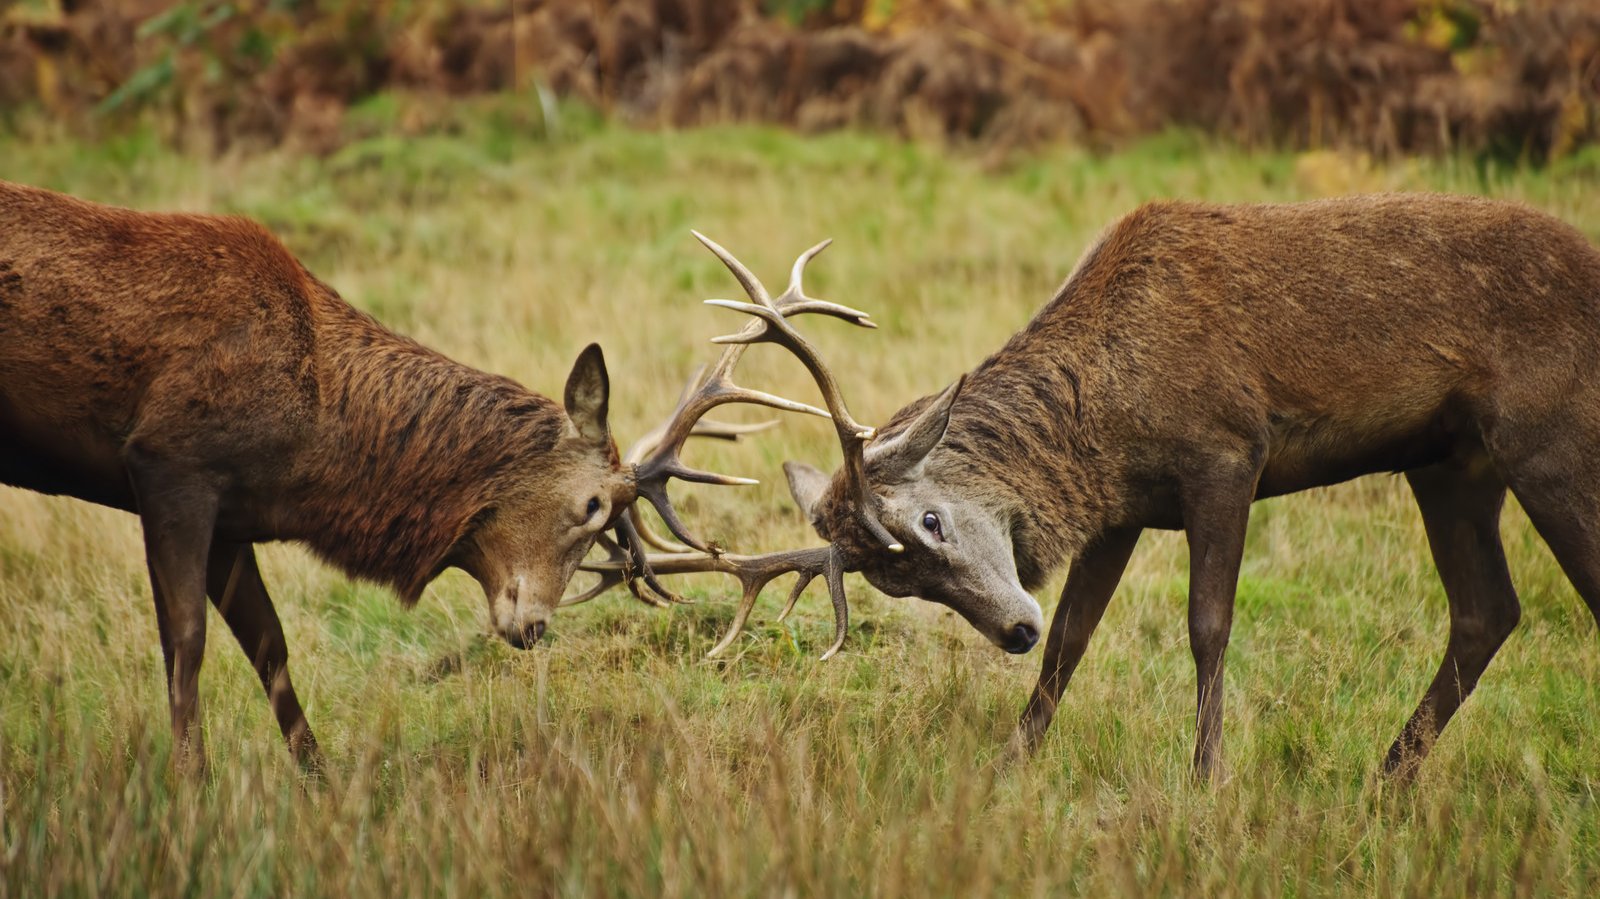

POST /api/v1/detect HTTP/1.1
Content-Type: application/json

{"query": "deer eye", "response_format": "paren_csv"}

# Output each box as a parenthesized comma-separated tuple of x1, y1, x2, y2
(586, 497, 602, 518)
(921, 512, 943, 541)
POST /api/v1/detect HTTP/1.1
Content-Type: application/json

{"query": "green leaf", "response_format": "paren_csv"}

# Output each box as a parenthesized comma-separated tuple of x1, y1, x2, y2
(94, 55, 176, 116)
(135, 2, 196, 40)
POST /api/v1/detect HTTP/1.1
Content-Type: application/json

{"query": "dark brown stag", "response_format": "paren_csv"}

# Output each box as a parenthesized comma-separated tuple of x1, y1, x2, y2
(0, 181, 875, 769)
(776, 194, 1600, 778)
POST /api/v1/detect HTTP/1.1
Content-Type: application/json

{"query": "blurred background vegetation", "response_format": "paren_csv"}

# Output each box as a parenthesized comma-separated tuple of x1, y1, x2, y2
(2, 0, 1598, 163)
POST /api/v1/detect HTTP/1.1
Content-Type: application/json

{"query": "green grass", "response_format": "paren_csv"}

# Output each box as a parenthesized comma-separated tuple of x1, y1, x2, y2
(2, 108, 1599, 895)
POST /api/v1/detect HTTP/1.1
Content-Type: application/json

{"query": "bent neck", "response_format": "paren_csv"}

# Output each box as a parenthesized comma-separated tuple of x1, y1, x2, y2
(914, 322, 1117, 586)
(290, 297, 567, 601)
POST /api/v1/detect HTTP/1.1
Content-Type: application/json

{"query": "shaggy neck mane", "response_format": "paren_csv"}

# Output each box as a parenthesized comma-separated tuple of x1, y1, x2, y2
(293, 290, 566, 602)
(895, 270, 1117, 589)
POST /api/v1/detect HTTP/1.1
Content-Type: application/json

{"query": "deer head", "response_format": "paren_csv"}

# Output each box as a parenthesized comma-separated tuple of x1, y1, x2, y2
(451, 343, 635, 649)
(783, 378, 1045, 655)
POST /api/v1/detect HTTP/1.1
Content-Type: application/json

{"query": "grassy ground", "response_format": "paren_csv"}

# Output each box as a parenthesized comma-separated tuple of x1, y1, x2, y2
(2, 100, 1599, 896)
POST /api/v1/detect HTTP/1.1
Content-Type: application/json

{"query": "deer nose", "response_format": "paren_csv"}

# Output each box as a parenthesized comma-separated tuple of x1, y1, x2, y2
(1003, 621, 1040, 654)
(504, 619, 547, 650)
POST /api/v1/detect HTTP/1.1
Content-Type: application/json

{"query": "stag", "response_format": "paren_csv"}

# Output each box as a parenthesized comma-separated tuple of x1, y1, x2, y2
(0, 181, 874, 769)
(766, 194, 1600, 778)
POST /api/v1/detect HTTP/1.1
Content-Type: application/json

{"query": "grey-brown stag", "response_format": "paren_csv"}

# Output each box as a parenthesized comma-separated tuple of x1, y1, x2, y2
(779, 194, 1600, 779)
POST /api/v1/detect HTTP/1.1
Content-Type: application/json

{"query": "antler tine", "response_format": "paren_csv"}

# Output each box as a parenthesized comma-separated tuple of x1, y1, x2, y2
(581, 544, 848, 661)
(571, 516, 703, 609)
(562, 531, 671, 608)
(622, 366, 781, 553)
(779, 238, 831, 304)
(630, 376, 810, 552)
(692, 230, 775, 309)
(623, 367, 781, 465)
(701, 301, 903, 553)
(631, 233, 883, 554)
(623, 416, 777, 553)
(625, 504, 690, 553)
(770, 238, 879, 331)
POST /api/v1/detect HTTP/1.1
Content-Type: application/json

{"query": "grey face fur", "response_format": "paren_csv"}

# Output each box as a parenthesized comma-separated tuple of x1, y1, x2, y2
(785, 380, 1045, 654)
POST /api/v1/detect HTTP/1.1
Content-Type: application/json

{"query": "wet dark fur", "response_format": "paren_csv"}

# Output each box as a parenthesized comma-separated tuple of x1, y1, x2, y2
(0, 180, 584, 602)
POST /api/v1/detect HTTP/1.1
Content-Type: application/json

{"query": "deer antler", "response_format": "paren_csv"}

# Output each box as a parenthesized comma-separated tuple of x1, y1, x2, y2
(693, 232, 902, 554)
(578, 544, 851, 660)
(626, 233, 889, 554)
(622, 367, 777, 554)
(560, 517, 685, 609)
(568, 234, 893, 659)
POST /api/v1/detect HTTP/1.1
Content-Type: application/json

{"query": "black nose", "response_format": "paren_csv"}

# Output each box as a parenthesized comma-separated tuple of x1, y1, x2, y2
(504, 620, 548, 650)
(1003, 622, 1039, 654)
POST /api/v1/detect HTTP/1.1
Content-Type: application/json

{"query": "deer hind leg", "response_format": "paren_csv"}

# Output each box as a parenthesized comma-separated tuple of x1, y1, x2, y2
(1010, 527, 1141, 759)
(207, 540, 321, 771)
(146, 558, 176, 704)
(1498, 431, 1600, 634)
(1385, 457, 1519, 780)
(130, 459, 219, 774)
(1180, 454, 1262, 782)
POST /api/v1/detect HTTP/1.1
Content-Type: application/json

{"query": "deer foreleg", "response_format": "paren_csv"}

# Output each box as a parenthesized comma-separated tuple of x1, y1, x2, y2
(131, 459, 219, 774)
(1011, 527, 1140, 758)
(207, 541, 321, 771)
(1180, 455, 1260, 781)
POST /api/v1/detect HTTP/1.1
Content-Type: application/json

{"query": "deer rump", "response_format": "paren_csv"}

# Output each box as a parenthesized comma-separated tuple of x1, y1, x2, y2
(785, 193, 1600, 778)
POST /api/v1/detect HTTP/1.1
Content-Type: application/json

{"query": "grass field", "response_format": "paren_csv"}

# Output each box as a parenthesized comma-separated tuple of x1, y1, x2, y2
(2, 100, 1599, 896)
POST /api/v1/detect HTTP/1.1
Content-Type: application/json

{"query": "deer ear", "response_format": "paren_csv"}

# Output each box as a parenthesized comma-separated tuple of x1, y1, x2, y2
(867, 375, 964, 483)
(563, 343, 611, 445)
(783, 461, 831, 532)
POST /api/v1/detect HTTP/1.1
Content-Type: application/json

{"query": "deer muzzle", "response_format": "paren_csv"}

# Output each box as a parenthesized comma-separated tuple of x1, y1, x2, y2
(492, 574, 555, 650)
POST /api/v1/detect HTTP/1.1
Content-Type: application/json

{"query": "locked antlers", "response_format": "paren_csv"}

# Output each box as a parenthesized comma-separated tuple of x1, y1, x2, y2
(570, 233, 898, 659)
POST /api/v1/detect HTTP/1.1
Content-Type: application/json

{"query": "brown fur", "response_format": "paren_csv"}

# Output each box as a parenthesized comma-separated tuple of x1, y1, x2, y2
(802, 193, 1600, 778)
(0, 180, 631, 769)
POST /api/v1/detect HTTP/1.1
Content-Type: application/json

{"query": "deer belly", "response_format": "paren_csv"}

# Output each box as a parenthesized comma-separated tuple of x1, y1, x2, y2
(0, 375, 138, 510)
(1256, 407, 1468, 498)
(0, 426, 135, 510)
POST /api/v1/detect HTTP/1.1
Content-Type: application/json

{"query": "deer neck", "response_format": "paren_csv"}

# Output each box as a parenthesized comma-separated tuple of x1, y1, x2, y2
(290, 298, 563, 601)
(937, 323, 1121, 588)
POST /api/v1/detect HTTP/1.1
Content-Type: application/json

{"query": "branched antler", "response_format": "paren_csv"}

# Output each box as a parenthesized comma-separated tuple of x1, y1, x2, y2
(627, 233, 886, 554)
(578, 544, 850, 660)
(560, 517, 683, 609)
(695, 232, 902, 553)
(567, 234, 893, 659)
(622, 367, 777, 554)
